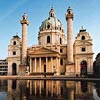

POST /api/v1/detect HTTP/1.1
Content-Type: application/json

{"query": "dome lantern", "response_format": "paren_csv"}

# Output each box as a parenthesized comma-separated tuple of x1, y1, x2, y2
(49, 6, 55, 17)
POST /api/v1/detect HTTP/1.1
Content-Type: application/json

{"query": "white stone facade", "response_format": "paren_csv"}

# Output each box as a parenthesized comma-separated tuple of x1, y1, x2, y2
(74, 29, 93, 75)
(8, 7, 93, 76)
(8, 35, 22, 75)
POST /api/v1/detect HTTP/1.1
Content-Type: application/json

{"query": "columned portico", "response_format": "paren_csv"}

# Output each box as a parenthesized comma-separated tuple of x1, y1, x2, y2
(29, 54, 60, 75)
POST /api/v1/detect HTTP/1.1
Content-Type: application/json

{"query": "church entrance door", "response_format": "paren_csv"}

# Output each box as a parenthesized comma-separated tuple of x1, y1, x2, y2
(80, 61, 87, 76)
(12, 63, 17, 75)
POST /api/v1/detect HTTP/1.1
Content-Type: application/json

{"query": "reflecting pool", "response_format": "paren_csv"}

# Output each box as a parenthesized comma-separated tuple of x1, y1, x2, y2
(0, 80, 100, 100)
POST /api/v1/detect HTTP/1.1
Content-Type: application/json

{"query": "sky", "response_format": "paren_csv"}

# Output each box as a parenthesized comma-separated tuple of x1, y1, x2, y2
(0, 0, 100, 60)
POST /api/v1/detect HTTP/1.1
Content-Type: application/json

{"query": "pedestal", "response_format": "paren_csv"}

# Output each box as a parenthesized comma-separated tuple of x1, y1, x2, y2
(66, 63, 75, 76)
(19, 64, 26, 75)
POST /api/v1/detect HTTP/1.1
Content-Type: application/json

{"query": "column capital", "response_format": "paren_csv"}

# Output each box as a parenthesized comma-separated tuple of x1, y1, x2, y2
(20, 13, 29, 25)
(65, 6, 74, 20)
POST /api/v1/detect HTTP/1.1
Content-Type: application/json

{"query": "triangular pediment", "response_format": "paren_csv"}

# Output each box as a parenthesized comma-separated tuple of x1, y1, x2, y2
(28, 47, 59, 55)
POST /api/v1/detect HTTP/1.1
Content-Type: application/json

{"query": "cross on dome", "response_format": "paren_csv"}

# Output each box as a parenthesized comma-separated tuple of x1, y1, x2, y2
(22, 13, 27, 20)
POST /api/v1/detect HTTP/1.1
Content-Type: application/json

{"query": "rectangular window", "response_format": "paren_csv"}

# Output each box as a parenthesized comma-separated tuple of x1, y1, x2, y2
(13, 51, 16, 55)
(81, 48, 86, 52)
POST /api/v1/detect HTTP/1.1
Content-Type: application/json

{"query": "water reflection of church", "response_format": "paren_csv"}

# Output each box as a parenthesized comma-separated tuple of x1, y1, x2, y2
(7, 80, 94, 100)
(8, 6, 93, 76)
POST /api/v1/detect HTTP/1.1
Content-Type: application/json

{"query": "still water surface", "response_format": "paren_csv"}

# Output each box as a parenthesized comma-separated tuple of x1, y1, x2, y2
(0, 80, 100, 100)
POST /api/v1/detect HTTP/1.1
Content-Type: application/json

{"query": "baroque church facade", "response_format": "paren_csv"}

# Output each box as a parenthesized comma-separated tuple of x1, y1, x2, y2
(7, 7, 93, 76)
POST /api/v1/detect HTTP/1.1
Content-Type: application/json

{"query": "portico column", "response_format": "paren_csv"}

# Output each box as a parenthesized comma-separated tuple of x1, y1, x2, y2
(39, 58, 41, 72)
(77, 59, 80, 74)
(30, 58, 32, 73)
(46, 57, 48, 72)
(58, 58, 60, 74)
(56, 57, 58, 75)
(51, 57, 53, 72)
(34, 58, 36, 72)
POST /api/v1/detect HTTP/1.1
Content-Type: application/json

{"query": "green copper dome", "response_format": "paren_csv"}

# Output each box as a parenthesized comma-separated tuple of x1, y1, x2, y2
(39, 7, 64, 33)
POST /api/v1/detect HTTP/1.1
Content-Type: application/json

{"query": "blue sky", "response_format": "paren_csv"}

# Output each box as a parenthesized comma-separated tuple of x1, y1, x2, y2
(0, 0, 100, 60)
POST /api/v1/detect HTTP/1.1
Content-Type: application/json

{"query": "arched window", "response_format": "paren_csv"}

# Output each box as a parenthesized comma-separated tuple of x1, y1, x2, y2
(81, 36, 85, 40)
(47, 24, 50, 29)
(60, 49, 63, 53)
(51, 13, 52, 17)
(68, 11, 71, 14)
(60, 59, 63, 65)
(81, 61, 87, 66)
(13, 41, 16, 45)
(12, 63, 17, 75)
(60, 38, 62, 44)
(47, 36, 50, 43)
(50, 13, 54, 17)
